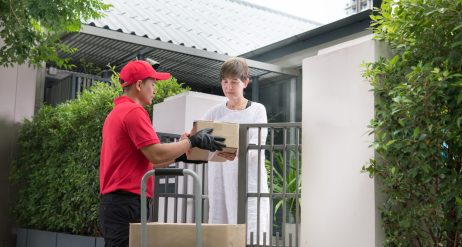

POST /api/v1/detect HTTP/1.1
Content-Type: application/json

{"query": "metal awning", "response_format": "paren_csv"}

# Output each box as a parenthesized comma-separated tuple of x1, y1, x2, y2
(59, 25, 298, 92)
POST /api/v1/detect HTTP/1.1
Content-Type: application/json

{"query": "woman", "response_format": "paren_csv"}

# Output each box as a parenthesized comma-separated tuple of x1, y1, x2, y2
(203, 57, 269, 244)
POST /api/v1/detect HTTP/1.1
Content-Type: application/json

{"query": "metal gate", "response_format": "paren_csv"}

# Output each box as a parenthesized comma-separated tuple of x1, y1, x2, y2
(153, 122, 302, 247)
(238, 123, 302, 247)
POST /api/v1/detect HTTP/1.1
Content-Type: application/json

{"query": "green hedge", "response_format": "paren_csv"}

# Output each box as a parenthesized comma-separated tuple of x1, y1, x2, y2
(363, 0, 462, 245)
(10, 76, 189, 236)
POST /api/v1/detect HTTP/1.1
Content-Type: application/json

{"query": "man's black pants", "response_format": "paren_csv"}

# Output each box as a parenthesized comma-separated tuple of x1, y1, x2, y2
(99, 191, 150, 247)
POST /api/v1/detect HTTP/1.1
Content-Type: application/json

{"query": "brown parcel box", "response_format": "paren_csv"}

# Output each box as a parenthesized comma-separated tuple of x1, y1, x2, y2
(187, 120, 239, 162)
(129, 223, 245, 247)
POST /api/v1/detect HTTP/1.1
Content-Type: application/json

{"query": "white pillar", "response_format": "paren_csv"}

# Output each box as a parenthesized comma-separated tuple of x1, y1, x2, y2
(0, 64, 38, 121)
(301, 38, 388, 247)
(0, 62, 41, 246)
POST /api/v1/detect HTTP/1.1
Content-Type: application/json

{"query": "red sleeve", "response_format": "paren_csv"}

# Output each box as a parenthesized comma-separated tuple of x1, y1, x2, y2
(124, 107, 160, 149)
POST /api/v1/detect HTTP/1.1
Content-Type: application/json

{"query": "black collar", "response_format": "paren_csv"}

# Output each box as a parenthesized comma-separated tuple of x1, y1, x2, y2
(245, 100, 252, 109)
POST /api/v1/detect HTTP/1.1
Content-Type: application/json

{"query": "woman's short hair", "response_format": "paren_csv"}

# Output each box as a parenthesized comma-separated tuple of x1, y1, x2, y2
(220, 57, 249, 81)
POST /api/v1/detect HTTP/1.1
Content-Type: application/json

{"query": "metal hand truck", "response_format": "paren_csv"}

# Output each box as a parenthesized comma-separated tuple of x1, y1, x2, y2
(140, 168, 202, 247)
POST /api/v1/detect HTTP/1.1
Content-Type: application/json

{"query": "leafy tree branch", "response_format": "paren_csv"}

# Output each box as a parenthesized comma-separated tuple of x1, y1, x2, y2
(0, 0, 109, 67)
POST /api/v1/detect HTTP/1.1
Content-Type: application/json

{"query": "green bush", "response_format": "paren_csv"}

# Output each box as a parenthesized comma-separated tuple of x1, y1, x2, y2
(10, 75, 189, 236)
(363, 0, 462, 245)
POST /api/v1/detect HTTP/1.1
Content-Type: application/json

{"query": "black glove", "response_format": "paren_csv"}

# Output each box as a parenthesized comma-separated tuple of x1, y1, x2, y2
(188, 128, 226, 152)
(174, 153, 208, 164)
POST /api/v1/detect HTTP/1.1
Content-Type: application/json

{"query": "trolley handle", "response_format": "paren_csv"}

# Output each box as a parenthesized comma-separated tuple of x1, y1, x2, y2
(154, 168, 184, 176)
(141, 168, 202, 247)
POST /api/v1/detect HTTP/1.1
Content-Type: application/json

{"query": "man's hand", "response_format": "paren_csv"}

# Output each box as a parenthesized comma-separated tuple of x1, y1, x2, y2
(189, 128, 226, 152)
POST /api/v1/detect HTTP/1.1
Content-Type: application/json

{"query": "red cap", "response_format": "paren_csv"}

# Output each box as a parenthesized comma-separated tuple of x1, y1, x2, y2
(119, 60, 170, 87)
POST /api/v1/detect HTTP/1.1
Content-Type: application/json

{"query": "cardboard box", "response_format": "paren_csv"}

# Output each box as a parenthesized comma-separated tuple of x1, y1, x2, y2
(187, 120, 239, 162)
(129, 223, 245, 247)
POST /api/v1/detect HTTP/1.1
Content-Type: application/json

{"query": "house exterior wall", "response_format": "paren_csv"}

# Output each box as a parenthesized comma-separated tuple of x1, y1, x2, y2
(301, 38, 388, 246)
(0, 63, 41, 247)
(262, 30, 371, 70)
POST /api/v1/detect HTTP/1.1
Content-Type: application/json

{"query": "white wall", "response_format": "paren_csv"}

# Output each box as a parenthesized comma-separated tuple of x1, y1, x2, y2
(152, 91, 227, 135)
(0, 64, 38, 122)
(301, 38, 388, 247)
(263, 30, 371, 69)
(0, 63, 40, 247)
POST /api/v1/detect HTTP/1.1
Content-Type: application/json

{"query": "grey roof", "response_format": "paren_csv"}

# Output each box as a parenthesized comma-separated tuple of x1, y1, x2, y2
(59, 25, 298, 92)
(87, 0, 320, 56)
(57, 0, 316, 92)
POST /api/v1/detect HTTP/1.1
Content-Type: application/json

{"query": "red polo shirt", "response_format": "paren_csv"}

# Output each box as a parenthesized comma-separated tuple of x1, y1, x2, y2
(99, 96, 160, 198)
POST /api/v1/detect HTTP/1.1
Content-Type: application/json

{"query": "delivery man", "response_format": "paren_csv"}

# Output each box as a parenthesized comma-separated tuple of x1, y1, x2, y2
(99, 60, 225, 247)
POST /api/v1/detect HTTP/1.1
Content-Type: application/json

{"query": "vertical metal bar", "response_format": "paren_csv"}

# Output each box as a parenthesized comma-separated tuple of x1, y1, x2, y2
(289, 233, 293, 247)
(70, 74, 76, 100)
(203, 163, 208, 223)
(196, 163, 205, 223)
(141, 170, 156, 247)
(86, 77, 91, 90)
(76, 76, 81, 98)
(83, 77, 87, 93)
(282, 128, 287, 246)
(153, 175, 160, 222)
(174, 169, 179, 223)
(250, 232, 254, 247)
(196, 163, 201, 223)
(295, 127, 301, 247)
(269, 128, 274, 247)
(191, 164, 196, 224)
(237, 125, 249, 225)
(257, 127, 261, 246)
(275, 232, 280, 247)
(182, 171, 188, 223)
(183, 169, 203, 247)
(163, 176, 168, 222)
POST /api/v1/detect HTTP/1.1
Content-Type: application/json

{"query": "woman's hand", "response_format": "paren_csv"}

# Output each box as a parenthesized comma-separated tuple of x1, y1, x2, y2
(180, 132, 190, 141)
(180, 132, 193, 156)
